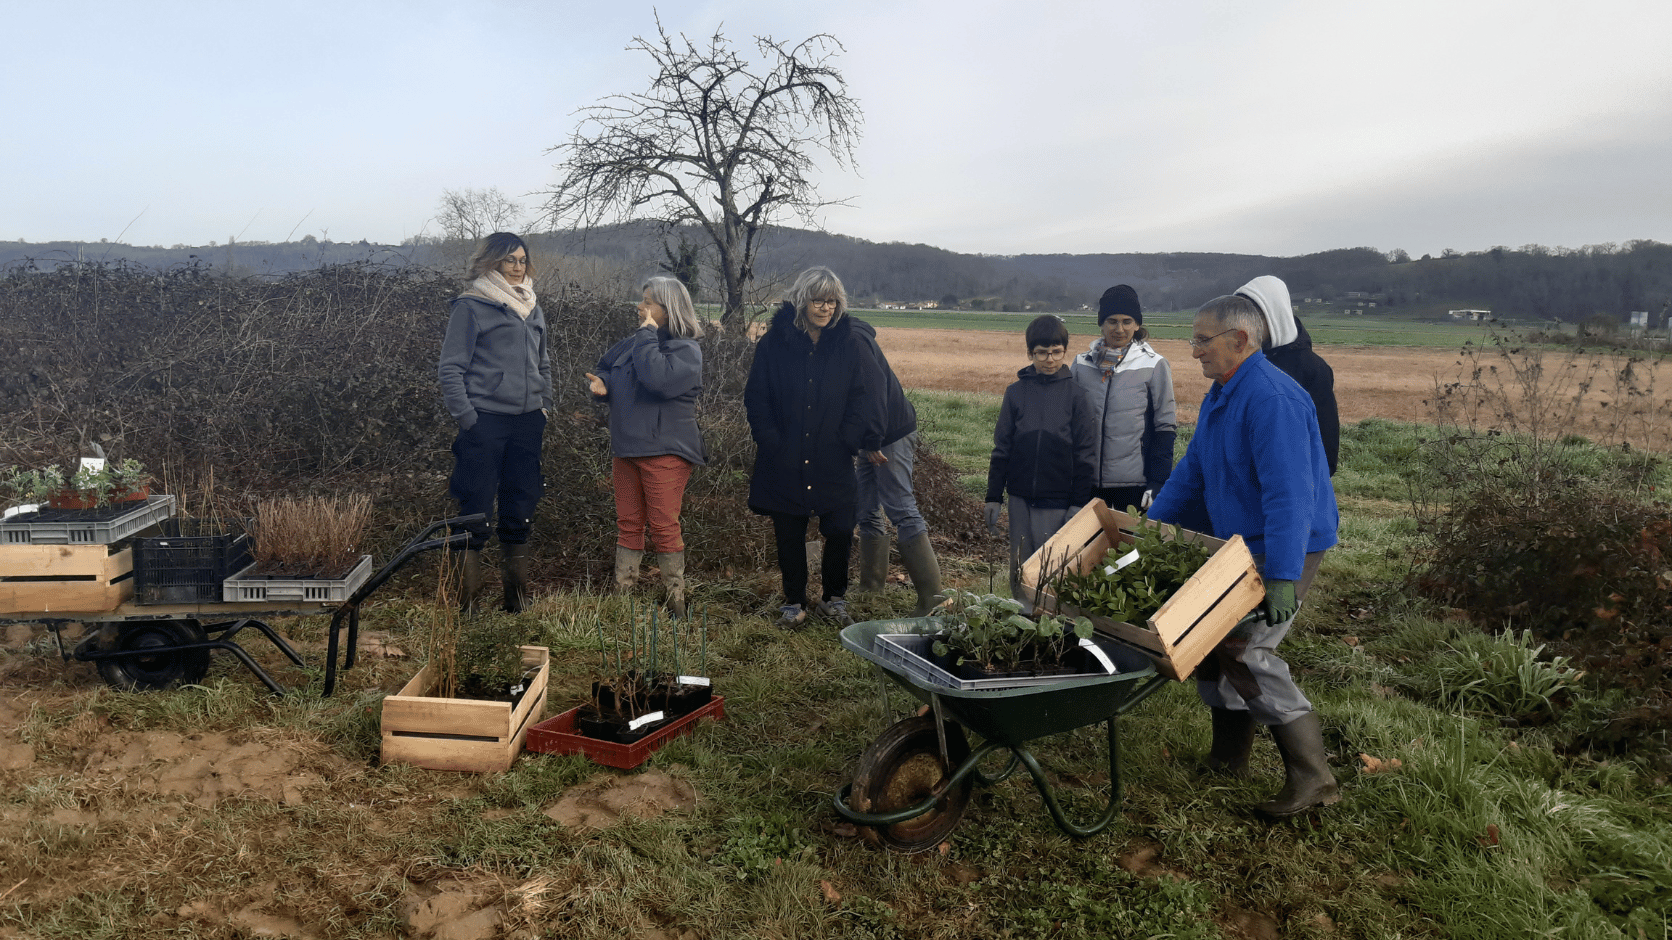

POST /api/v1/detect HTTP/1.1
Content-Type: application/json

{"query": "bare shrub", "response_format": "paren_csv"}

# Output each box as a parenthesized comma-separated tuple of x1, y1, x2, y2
(249, 495, 372, 576)
(1412, 327, 1672, 753)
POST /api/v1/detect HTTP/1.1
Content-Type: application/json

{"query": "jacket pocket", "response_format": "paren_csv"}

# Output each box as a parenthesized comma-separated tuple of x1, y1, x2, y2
(467, 369, 505, 397)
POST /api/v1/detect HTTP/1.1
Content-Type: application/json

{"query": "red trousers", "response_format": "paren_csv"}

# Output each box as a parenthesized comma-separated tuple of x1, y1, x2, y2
(612, 455, 693, 552)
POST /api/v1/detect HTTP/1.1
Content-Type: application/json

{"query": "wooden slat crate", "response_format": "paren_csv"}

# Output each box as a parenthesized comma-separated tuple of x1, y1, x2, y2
(1021, 502, 1264, 681)
(0, 543, 135, 615)
(380, 646, 550, 773)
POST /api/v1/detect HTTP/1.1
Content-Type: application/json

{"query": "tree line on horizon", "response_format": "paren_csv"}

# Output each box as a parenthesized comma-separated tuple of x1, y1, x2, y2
(3, 230, 1667, 326)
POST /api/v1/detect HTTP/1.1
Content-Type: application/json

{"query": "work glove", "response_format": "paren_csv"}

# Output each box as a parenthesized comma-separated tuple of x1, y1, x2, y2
(984, 502, 1003, 536)
(1263, 579, 1298, 625)
(1140, 489, 1154, 510)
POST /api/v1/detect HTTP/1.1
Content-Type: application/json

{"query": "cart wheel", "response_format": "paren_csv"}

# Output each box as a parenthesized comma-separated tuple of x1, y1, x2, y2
(96, 621, 211, 691)
(850, 715, 973, 853)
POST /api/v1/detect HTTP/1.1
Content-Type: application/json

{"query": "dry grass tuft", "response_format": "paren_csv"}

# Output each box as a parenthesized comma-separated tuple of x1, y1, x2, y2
(250, 494, 372, 576)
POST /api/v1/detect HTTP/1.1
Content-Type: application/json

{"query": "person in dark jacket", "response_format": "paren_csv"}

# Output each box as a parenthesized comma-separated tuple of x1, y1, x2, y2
(847, 315, 943, 617)
(1072, 284, 1178, 511)
(1236, 276, 1339, 474)
(984, 315, 1097, 613)
(585, 276, 707, 618)
(437, 232, 551, 613)
(744, 266, 883, 628)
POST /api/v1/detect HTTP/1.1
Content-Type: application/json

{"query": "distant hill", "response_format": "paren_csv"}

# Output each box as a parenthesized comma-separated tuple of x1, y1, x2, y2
(3, 228, 1666, 323)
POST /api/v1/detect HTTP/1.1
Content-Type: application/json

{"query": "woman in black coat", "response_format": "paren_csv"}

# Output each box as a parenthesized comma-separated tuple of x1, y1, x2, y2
(744, 266, 882, 628)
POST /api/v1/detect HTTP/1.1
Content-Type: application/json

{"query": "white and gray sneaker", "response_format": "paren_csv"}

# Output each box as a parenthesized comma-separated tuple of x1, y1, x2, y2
(776, 603, 807, 629)
(816, 597, 854, 626)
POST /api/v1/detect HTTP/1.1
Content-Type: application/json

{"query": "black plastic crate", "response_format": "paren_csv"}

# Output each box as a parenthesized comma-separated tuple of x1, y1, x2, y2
(131, 519, 253, 605)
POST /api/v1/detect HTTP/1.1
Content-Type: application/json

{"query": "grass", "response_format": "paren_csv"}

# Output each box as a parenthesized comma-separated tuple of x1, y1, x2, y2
(3, 419, 1671, 939)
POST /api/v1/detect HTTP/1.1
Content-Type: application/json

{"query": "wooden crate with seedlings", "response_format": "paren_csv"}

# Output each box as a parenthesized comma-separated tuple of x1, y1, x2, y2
(380, 646, 550, 773)
(0, 543, 135, 615)
(1021, 502, 1264, 681)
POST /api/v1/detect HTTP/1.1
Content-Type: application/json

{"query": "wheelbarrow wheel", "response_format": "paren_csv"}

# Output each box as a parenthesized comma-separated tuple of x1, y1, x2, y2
(96, 621, 211, 691)
(851, 715, 973, 853)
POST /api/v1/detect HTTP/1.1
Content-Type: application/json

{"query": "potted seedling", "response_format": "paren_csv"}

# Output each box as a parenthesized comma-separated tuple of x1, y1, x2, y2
(222, 495, 376, 603)
(924, 590, 1097, 681)
(524, 602, 725, 769)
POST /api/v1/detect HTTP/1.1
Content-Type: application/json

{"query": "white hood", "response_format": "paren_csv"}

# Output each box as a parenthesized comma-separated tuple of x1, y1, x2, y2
(1236, 275, 1297, 349)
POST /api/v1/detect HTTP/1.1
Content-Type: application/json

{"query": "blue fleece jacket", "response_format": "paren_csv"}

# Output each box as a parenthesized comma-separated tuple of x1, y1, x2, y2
(1147, 351, 1337, 581)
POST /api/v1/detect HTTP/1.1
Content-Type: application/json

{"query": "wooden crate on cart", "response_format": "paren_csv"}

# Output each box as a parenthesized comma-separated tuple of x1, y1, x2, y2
(1021, 502, 1265, 681)
(0, 543, 134, 615)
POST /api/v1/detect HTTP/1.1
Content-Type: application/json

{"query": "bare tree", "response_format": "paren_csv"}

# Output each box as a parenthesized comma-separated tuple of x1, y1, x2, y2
(434, 187, 527, 242)
(544, 20, 862, 330)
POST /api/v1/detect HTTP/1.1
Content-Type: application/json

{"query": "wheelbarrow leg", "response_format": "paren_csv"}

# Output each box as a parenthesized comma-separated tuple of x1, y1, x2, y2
(1012, 716, 1127, 839)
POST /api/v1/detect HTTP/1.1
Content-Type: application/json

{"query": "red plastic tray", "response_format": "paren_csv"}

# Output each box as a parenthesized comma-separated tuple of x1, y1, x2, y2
(525, 695, 726, 769)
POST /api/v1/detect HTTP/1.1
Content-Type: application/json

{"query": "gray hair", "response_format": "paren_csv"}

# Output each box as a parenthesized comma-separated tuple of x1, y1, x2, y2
(1196, 294, 1267, 350)
(641, 276, 703, 339)
(786, 266, 848, 332)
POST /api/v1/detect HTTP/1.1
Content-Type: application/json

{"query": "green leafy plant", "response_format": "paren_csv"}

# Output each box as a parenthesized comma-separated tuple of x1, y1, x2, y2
(0, 458, 150, 509)
(1052, 518, 1211, 625)
(927, 589, 1091, 673)
(1423, 629, 1587, 721)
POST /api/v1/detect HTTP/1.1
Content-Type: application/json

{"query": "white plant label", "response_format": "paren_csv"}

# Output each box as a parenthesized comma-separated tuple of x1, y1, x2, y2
(676, 675, 711, 687)
(628, 711, 666, 731)
(1103, 547, 1141, 576)
(1079, 637, 1118, 673)
(79, 456, 106, 473)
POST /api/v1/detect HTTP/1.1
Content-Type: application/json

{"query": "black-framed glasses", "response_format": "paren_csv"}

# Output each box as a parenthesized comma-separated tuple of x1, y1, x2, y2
(808, 298, 839, 308)
(1188, 327, 1238, 350)
(1030, 347, 1068, 360)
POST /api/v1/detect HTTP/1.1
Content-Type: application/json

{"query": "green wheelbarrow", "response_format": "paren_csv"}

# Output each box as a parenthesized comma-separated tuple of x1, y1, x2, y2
(833, 618, 1172, 852)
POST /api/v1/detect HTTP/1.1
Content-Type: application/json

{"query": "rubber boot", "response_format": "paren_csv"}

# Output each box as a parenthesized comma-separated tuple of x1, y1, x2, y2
(660, 550, 687, 619)
(897, 532, 943, 617)
(856, 535, 889, 594)
(1256, 712, 1340, 818)
(1203, 707, 1255, 779)
(457, 549, 484, 613)
(501, 543, 531, 613)
(614, 546, 644, 592)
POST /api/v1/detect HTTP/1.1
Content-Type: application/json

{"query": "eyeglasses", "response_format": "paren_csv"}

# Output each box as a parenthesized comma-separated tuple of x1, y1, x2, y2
(500, 256, 528, 267)
(1031, 348, 1067, 360)
(808, 298, 839, 308)
(1188, 328, 1239, 350)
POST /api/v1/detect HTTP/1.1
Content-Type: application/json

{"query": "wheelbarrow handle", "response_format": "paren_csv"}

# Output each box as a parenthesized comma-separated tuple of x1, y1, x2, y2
(321, 512, 486, 696)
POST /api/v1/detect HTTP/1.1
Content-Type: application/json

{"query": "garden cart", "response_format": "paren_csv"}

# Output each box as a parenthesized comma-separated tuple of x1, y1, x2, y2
(833, 618, 1172, 852)
(2, 513, 483, 696)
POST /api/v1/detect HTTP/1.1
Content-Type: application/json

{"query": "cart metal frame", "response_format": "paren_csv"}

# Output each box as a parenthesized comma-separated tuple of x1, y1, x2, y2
(3, 514, 483, 696)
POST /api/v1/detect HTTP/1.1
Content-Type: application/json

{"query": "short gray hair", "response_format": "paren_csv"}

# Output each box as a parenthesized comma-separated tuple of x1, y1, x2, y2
(786, 266, 847, 332)
(641, 276, 703, 338)
(1196, 294, 1267, 350)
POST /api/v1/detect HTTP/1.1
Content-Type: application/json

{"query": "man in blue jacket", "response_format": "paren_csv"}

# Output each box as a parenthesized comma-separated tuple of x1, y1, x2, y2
(1147, 294, 1340, 818)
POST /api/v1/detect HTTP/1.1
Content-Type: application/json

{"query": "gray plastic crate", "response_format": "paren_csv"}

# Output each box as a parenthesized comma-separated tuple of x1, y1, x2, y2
(221, 554, 373, 604)
(874, 633, 1129, 692)
(0, 495, 176, 545)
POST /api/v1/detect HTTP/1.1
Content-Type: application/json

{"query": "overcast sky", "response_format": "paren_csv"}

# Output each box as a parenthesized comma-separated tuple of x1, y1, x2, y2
(5, 0, 1670, 258)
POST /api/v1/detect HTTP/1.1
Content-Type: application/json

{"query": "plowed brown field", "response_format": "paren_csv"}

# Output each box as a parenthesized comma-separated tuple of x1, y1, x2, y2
(872, 328, 1672, 451)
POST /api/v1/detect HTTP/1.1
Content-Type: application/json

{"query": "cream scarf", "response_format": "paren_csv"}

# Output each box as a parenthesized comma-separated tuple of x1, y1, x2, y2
(464, 270, 537, 319)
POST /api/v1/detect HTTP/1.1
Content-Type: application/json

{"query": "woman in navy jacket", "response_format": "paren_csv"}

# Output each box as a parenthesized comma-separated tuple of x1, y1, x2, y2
(437, 232, 550, 613)
(586, 276, 707, 618)
(744, 266, 882, 628)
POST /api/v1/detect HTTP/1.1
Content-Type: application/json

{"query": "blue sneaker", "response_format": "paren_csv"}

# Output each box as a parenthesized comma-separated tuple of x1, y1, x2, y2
(776, 603, 807, 629)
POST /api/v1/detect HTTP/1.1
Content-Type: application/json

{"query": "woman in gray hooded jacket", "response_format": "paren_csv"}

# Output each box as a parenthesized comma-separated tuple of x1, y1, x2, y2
(586, 276, 707, 618)
(437, 232, 551, 613)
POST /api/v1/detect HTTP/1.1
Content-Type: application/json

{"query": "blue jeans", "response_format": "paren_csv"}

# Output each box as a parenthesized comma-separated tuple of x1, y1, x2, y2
(855, 432, 928, 543)
(449, 410, 545, 549)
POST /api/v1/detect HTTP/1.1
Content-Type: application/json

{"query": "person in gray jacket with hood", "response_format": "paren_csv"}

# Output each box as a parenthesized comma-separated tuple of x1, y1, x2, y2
(1235, 276, 1339, 474)
(438, 232, 551, 613)
(1072, 284, 1177, 512)
(586, 276, 707, 618)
